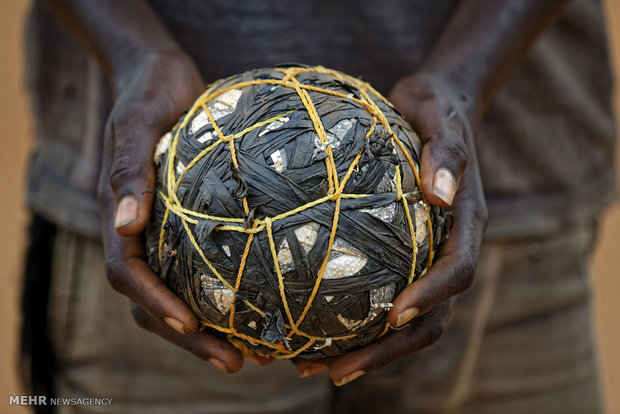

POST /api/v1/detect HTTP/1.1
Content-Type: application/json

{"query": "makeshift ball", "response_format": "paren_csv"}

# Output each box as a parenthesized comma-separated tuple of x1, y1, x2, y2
(146, 65, 447, 359)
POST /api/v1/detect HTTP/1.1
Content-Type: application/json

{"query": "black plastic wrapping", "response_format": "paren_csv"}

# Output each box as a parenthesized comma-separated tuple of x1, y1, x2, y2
(146, 65, 448, 358)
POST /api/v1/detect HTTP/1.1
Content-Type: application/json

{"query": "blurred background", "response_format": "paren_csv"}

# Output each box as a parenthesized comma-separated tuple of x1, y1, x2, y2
(1, 1, 619, 413)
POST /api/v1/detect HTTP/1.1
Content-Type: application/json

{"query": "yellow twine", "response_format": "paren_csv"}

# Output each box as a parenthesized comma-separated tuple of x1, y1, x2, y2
(156, 66, 437, 358)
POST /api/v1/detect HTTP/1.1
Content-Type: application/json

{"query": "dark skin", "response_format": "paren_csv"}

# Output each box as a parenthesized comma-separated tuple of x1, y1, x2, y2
(45, 0, 569, 384)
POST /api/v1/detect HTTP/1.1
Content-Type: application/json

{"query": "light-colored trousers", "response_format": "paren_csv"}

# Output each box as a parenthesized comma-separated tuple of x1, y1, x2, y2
(49, 221, 602, 414)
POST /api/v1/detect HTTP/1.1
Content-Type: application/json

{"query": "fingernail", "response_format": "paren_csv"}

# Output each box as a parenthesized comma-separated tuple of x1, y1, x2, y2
(334, 370, 366, 387)
(114, 196, 139, 229)
(433, 168, 456, 205)
(164, 317, 186, 334)
(209, 358, 228, 373)
(248, 354, 273, 366)
(395, 307, 419, 327)
(299, 365, 328, 378)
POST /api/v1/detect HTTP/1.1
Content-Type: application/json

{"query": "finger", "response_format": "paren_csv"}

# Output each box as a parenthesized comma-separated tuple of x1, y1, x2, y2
(329, 301, 453, 386)
(389, 76, 469, 207)
(420, 141, 466, 207)
(131, 304, 244, 373)
(413, 111, 468, 208)
(100, 179, 199, 335)
(388, 164, 487, 327)
(247, 353, 275, 367)
(107, 66, 199, 237)
(106, 250, 200, 335)
(293, 358, 331, 378)
(108, 57, 206, 237)
(107, 115, 160, 237)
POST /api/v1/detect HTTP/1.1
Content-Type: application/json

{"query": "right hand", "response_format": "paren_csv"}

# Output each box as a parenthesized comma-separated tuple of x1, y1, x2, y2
(97, 50, 244, 373)
(294, 72, 488, 385)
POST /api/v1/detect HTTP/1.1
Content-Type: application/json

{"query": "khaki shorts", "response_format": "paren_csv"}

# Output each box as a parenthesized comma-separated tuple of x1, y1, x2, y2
(48, 222, 602, 414)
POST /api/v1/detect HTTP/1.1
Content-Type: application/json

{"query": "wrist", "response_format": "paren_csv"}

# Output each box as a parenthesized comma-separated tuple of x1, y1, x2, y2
(412, 67, 481, 126)
(112, 48, 193, 96)
(392, 71, 479, 129)
(42, 0, 186, 97)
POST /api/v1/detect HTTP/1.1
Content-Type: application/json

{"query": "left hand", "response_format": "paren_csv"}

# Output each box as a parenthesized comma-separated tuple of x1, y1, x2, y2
(294, 72, 488, 385)
(98, 51, 245, 372)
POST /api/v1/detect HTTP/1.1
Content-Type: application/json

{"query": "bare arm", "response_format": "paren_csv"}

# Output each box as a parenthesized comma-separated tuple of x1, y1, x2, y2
(43, 0, 178, 90)
(299, 0, 571, 385)
(415, 0, 570, 122)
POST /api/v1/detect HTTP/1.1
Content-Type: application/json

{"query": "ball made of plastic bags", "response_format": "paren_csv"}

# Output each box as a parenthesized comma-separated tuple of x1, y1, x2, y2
(146, 65, 448, 359)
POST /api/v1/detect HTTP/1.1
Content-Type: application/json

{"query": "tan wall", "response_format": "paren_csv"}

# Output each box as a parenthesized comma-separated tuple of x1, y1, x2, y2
(0, 1, 32, 413)
(595, 2, 620, 413)
(0, 1, 618, 413)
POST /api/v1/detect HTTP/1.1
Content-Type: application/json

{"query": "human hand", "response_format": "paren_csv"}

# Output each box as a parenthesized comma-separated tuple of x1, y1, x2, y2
(295, 72, 488, 385)
(98, 51, 244, 373)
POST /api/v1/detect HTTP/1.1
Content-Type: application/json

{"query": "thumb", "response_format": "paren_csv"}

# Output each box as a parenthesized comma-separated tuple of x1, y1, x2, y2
(419, 125, 468, 207)
(389, 74, 470, 208)
(107, 119, 159, 237)
(104, 52, 205, 238)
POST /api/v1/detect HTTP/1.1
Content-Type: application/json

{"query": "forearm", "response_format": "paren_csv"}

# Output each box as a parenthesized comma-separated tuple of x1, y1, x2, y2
(418, 0, 570, 122)
(43, 0, 182, 91)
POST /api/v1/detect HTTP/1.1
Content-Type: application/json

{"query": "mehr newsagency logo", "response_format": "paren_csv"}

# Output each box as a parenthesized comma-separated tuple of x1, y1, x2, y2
(9, 395, 112, 407)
